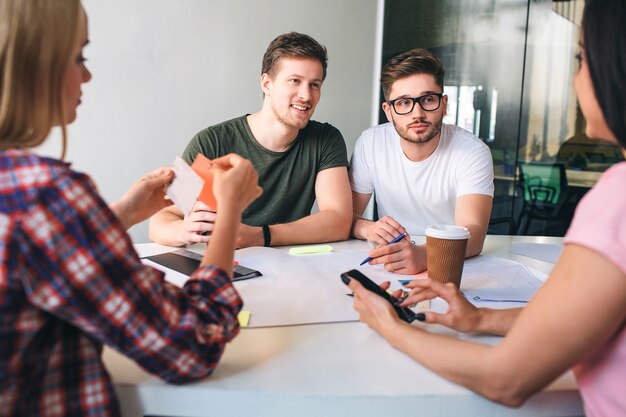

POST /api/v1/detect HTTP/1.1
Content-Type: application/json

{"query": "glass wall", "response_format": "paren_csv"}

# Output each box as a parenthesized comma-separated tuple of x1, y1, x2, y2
(381, 0, 623, 236)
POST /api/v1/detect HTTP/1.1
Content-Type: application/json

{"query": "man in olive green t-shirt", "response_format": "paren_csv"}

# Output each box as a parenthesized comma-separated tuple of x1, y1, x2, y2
(148, 32, 352, 248)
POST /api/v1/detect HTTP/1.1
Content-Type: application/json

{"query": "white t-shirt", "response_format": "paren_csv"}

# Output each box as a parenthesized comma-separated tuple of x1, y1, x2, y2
(349, 123, 494, 236)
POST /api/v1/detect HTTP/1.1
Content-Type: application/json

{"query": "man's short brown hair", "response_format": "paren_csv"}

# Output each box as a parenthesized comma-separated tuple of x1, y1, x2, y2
(262, 32, 328, 81)
(380, 48, 444, 100)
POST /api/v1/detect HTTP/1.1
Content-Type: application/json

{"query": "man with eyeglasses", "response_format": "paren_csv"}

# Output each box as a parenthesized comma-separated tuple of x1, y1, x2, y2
(350, 48, 494, 274)
(149, 32, 352, 248)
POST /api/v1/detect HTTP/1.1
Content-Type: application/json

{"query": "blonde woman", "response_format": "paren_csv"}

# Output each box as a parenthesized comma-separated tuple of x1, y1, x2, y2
(348, 0, 626, 415)
(0, 1, 261, 415)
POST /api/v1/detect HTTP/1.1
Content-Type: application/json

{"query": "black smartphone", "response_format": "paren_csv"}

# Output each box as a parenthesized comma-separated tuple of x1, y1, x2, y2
(340, 269, 416, 323)
(143, 249, 262, 282)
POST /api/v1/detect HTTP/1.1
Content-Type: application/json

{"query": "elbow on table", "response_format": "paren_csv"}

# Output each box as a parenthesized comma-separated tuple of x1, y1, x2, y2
(466, 233, 487, 258)
(147, 215, 164, 244)
(155, 348, 225, 385)
(486, 390, 528, 408)
(338, 223, 352, 241)
(148, 215, 185, 247)
(319, 208, 352, 241)
(147, 223, 160, 245)
(159, 366, 216, 385)
(480, 374, 535, 408)
(467, 243, 484, 258)
(334, 213, 352, 241)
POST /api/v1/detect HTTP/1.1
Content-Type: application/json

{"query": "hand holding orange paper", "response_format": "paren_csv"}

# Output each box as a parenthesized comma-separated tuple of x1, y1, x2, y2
(190, 153, 218, 210)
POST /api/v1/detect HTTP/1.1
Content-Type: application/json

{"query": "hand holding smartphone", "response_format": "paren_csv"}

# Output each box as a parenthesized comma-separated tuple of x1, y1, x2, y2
(341, 269, 417, 323)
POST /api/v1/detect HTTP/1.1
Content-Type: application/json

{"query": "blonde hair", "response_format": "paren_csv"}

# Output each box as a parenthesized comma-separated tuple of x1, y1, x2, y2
(0, 0, 82, 159)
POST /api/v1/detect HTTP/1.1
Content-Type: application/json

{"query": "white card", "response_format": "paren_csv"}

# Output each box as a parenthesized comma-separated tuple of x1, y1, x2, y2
(166, 157, 204, 216)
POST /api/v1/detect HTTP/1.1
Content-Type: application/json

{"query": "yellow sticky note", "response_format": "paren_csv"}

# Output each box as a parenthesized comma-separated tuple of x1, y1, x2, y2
(238, 311, 251, 327)
(288, 245, 333, 255)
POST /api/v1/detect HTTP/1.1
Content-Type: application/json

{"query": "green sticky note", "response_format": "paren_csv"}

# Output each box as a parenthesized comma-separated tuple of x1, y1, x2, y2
(288, 245, 333, 255)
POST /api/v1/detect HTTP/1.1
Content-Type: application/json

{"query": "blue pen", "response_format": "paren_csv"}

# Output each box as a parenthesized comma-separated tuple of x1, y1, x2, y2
(359, 233, 407, 266)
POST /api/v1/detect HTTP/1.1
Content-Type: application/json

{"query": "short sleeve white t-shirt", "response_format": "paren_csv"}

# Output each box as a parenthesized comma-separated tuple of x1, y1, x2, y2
(349, 123, 494, 236)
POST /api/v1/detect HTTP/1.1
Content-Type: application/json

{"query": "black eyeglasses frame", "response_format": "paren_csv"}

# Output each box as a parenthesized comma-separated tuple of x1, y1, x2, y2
(388, 93, 444, 115)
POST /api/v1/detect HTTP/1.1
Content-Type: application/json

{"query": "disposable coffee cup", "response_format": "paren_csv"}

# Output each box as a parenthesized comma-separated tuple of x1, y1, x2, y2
(425, 225, 470, 288)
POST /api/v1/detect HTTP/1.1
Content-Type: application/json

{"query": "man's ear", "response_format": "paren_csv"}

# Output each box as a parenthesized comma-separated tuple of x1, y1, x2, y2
(442, 94, 448, 117)
(382, 101, 393, 123)
(261, 73, 272, 95)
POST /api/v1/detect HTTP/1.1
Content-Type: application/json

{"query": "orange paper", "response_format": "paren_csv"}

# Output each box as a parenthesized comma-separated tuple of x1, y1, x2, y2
(190, 154, 217, 210)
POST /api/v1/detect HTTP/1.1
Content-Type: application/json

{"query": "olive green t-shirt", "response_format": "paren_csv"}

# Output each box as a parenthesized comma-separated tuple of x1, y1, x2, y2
(182, 115, 348, 226)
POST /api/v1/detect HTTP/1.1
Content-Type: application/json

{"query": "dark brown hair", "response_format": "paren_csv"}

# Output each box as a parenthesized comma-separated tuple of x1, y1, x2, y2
(583, 0, 626, 147)
(380, 48, 444, 101)
(261, 32, 328, 81)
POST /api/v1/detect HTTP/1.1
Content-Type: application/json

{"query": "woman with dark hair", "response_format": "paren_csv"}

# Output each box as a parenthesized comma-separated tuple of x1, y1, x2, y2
(348, 0, 626, 414)
(582, 0, 626, 146)
(0, 0, 261, 415)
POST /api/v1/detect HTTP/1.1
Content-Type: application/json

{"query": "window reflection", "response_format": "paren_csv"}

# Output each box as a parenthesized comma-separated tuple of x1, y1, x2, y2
(443, 85, 498, 140)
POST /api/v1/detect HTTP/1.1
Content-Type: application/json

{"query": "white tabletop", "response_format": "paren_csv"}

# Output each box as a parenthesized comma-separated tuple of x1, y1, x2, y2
(104, 236, 583, 417)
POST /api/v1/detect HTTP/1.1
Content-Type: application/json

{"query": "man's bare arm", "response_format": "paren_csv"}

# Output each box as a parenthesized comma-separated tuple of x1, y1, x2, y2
(267, 166, 352, 246)
(454, 194, 493, 257)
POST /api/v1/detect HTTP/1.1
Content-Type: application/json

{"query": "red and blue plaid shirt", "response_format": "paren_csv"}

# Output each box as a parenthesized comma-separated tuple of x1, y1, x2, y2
(0, 150, 242, 416)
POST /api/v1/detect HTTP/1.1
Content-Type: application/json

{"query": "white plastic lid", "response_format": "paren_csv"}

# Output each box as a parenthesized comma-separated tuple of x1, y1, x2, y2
(425, 224, 470, 240)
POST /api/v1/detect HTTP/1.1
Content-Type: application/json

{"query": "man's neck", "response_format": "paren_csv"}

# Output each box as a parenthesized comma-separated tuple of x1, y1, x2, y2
(247, 105, 300, 153)
(400, 132, 441, 162)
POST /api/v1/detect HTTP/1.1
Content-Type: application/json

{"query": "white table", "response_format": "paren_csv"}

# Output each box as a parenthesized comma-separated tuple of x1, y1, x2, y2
(104, 236, 583, 417)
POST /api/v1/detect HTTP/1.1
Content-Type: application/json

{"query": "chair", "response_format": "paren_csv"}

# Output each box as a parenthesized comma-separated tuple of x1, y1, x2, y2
(516, 162, 572, 234)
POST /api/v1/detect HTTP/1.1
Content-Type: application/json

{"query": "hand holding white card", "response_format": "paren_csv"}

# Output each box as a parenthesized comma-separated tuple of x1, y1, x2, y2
(166, 157, 204, 216)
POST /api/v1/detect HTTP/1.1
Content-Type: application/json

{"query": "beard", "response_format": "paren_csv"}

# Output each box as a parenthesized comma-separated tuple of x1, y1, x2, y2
(393, 117, 443, 145)
(271, 102, 311, 131)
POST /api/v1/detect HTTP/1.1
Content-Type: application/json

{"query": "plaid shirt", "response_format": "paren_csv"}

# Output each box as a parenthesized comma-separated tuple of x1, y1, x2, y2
(0, 150, 242, 416)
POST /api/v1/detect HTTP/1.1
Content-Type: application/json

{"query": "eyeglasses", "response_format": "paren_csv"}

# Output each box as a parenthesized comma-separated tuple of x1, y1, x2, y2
(388, 93, 443, 115)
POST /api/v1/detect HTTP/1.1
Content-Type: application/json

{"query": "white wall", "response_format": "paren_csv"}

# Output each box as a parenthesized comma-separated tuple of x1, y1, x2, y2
(37, 0, 380, 242)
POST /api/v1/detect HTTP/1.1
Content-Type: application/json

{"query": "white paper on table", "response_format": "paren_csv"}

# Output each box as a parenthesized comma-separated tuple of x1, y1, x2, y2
(166, 156, 204, 216)
(455, 256, 547, 310)
(511, 242, 564, 264)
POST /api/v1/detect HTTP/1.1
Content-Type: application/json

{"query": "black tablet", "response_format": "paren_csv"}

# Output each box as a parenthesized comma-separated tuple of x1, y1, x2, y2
(144, 249, 262, 281)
